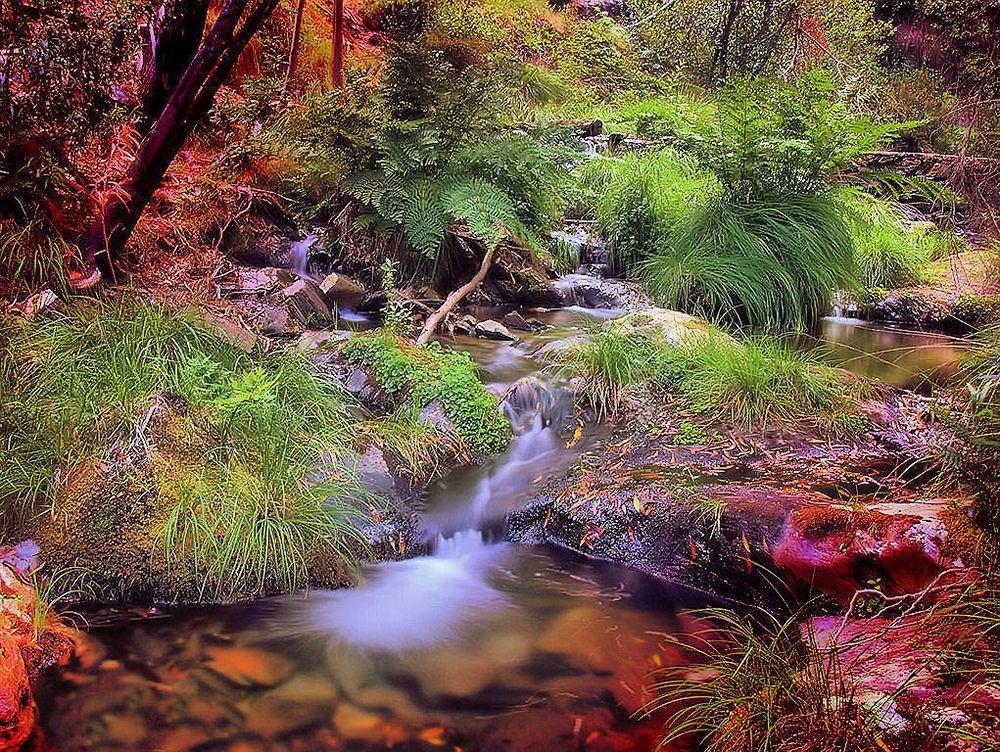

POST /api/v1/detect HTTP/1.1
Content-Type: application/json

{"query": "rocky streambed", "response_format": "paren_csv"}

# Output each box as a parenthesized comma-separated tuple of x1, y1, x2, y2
(6, 279, 997, 751)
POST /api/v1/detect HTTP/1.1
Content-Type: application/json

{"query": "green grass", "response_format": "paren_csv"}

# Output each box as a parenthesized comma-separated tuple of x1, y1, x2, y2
(643, 192, 857, 331)
(557, 325, 862, 430)
(0, 300, 367, 599)
(834, 188, 956, 291)
(578, 148, 714, 277)
(343, 329, 512, 455)
(662, 332, 859, 429)
(646, 608, 896, 752)
(557, 327, 667, 419)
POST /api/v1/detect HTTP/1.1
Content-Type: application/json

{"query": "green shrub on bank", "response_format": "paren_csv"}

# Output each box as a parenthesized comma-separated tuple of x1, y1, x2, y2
(643, 191, 856, 330)
(343, 329, 511, 455)
(558, 325, 862, 430)
(835, 187, 957, 291)
(0, 302, 367, 599)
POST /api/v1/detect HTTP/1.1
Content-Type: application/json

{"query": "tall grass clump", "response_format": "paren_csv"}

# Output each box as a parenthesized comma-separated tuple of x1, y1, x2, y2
(647, 608, 899, 752)
(0, 301, 367, 598)
(662, 331, 858, 429)
(556, 327, 667, 419)
(557, 324, 860, 430)
(835, 188, 944, 291)
(579, 148, 714, 276)
(644, 193, 856, 330)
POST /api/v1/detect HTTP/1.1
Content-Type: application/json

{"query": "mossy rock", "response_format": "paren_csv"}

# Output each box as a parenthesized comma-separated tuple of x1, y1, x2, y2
(34, 393, 352, 603)
(34, 394, 208, 601)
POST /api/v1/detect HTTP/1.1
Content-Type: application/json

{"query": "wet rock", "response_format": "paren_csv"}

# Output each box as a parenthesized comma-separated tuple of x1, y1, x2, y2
(294, 329, 350, 352)
(451, 315, 476, 337)
(774, 500, 956, 602)
(319, 272, 365, 309)
(0, 632, 34, 752)
(474, 319, 517, 341)
(204, 646, 294, 689)
(550, 274, 651, 310)
(217, 198, 300, 269)
(501, 310, 538, 332)
(282, 278, 335, 326)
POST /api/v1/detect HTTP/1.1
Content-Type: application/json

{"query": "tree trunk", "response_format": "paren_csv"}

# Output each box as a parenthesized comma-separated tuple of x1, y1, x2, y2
(74, 0, 281, 288)
(331, 0, 345, 89)
(282, 0, 307, 98)
(416, 238, 497, 346)
(139, 0, 211, 131)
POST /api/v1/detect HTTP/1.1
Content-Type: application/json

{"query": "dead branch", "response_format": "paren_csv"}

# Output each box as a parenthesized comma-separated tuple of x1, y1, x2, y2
(415, 235, 498, 346)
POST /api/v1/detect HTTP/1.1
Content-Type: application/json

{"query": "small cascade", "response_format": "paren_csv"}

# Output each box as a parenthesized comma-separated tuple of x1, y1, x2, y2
(289, 233, 319, 277)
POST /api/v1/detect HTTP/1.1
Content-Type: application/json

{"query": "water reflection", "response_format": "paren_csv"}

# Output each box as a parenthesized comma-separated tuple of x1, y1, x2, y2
(812, 317, 969, 390)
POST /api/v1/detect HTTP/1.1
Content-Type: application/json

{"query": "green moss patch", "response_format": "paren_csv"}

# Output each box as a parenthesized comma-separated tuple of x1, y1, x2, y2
(343, 330, 511, 456)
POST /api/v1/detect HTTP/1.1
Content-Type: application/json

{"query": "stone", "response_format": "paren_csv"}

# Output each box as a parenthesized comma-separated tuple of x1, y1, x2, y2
(0, 632, 34, 752)
(501, 310, 535, 331)
(281, 278, 334, 326)
(194, 310, 259, 351)
(604, 307, 713, 345)
(204, 646, 294, 689)
(318, 273, 365, 309)
(232, 266, 296, 295)
(294, 329, 349, 352)
(773, 500, 955, 602)
(16, 289, 58, 319)
(474, 319, 517, 341)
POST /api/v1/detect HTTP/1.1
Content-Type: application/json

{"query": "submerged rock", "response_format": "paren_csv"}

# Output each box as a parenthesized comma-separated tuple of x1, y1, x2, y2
(474, 319, 517, 341)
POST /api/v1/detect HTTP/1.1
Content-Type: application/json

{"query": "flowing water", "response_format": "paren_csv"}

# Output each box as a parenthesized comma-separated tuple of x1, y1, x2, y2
(38, 297, 969, 752)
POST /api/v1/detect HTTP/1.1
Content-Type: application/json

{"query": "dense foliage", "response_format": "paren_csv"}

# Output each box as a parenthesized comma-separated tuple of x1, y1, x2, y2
(0, 302, 367, 598)
(343, 329, 511, 454)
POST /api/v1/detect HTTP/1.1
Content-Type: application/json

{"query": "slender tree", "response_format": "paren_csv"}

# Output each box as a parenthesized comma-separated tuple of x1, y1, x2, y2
(331, 0, 345, 89)
(74, 0, 281, 288)
(283, 0, 307, 98)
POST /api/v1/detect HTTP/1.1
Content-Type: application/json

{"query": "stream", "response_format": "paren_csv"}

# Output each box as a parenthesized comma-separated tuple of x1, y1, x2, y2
(37, 305, 969, 752)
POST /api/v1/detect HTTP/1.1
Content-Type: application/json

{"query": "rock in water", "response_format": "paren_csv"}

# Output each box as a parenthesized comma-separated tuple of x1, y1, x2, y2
(319, 273, 365, 309)
(282, 278, 335, 326)
(474, 320, 517, 341)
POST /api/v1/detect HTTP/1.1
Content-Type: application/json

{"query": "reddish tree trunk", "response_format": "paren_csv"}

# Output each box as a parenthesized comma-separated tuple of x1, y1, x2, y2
(331, 0, 345, 89)
(74, 0, 281, 287)
(283, 0, 307, 98)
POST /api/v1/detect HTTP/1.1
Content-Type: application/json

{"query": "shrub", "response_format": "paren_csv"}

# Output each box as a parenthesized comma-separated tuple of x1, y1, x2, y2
(557, 327, 666, 419)
(661, 331, 861, 429)
(0, 301, 367, 598)
(579, 148, 714, 276)
(643, 192, 857, 330)
(647, 608, 899, 752)
(835, 188, 959, 291)
(343, 329, 511, 454)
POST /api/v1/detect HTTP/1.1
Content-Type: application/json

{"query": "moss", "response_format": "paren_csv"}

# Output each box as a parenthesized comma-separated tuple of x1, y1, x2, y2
(343, 330, 511, 455)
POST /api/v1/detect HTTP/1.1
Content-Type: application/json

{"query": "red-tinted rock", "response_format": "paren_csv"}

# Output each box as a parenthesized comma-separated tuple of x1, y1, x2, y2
(0, 627, 35, 751)
(774, 500, 956, 602)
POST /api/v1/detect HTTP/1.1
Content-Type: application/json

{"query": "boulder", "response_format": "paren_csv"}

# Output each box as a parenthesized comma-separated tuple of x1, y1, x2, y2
(605, 307, 713, 345)
(319, 273, 365, 309)
(0, 631, 34, 752)
(282, 278, 335, 326)
(501, 310, 537, 332)
(773, 500, 956, 602)
(474, 320, 517, 341)
(550, 274, 651, 310)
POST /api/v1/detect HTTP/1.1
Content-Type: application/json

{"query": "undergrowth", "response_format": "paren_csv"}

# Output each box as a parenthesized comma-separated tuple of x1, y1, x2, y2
(646, 607, 903, 752)
(558, 324, 863, 430)
(343, 329, 511, 455)
(0, 301, 367, 599)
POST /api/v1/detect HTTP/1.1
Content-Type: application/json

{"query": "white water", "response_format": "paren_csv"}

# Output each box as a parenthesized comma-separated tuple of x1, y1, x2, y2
(303, 381, 570, 652)
(289, 233, 319, 276)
